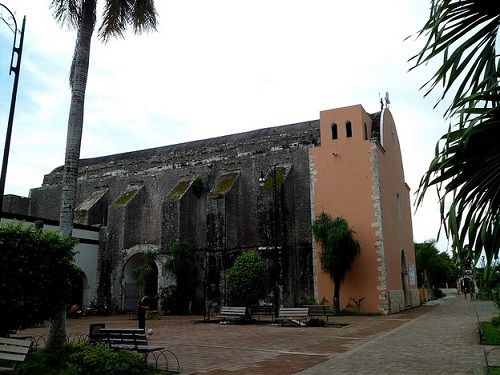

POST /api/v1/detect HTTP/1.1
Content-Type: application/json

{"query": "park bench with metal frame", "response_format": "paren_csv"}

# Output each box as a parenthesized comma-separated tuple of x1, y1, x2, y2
(278, 307, 309, 326)
(95, 327, 179, 373)
(305, 305, 335, 322)
(0, 337, 33, 373)
(219, 306, 247, 322)
(251, 305, 274, 321)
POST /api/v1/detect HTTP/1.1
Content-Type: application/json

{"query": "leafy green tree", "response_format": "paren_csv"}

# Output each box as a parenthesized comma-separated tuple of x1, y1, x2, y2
(48, 0, 158, 349)
(0, 222, 77, 336)
(415, 240, 459, 288)
(131, 250, 158, 296)
(226, 250, 267, 309)
(164, 241, 200, 314)
(312, 213, 360, 312)
(476, 261, 500, 298)
(411, 0, 500, 264)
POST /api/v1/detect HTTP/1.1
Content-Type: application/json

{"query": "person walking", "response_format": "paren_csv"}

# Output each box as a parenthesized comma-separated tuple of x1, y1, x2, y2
(137, 294, 150, 329)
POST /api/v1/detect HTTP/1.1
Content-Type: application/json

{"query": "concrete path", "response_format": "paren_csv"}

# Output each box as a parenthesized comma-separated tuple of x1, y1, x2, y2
(21, 296, 497, 374)
(298, 296, 495, 375)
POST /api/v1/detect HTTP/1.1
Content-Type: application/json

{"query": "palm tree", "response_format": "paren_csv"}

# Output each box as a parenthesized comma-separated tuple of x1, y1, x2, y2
(410, 0, 500, 265)
(312, 213, 360, 312)
(46, 0, 158, 350)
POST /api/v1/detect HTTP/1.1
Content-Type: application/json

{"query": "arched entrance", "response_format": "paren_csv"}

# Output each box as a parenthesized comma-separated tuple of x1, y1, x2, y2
(122, 253, 159, 310)
(68, 270, 89, 308)
(401, 250, 411, 308)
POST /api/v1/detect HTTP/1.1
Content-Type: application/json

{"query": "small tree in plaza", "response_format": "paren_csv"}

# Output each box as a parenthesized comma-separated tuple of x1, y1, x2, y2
(0, 222, 77, 336)
(164, 240, 200, 314)
(226, 250, 267, 309)
(312, 213, 360, 312)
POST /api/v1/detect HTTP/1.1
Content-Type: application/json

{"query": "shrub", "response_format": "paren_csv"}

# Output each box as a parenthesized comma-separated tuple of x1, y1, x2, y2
(18, 342, 149, 375)
(491, 315, 500, 327)
(0, 222, 77, 336)
(69, 342, 144, 375)
(299, 295, 317, 305)
(433, 288, 446, 299)
(227, 250, 267, 308)
(164, 241, 200, 314)
(159, 285, 177, 314)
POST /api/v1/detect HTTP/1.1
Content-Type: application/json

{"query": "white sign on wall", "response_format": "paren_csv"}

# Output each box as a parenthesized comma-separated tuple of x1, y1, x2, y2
(408, 263, 416, 286)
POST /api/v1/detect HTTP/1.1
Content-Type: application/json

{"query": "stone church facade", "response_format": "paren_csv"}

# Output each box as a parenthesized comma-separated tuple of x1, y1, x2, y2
(17, 103, 418, 314)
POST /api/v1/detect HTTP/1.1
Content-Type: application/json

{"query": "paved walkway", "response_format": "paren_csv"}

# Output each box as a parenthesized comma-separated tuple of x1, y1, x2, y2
(298, 296, 496, 375)
(21, 296, 498, 374)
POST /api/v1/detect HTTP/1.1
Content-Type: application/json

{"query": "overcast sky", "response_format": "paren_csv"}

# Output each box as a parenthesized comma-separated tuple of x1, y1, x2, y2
(0, 1, 455, 251)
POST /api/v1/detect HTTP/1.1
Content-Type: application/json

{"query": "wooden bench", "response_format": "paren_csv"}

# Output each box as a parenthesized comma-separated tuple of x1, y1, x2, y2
(97, 328, 179, 373)
(99, 328, 163, 353)
(278, 307, 309, 326)
(251, 305, 274, 320)
(219, 306, 247, 322)
(0, 337, 33, 373)
(305, 305, 335, 322)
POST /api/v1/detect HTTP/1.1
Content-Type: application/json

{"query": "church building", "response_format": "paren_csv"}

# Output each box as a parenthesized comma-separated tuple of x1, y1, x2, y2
(8, 103, 419, 314)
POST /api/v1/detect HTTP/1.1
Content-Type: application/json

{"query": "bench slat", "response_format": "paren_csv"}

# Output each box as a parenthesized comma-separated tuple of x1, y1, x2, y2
(0, 352, 27, 362)
(0, 346, 30, 355)
(0, 337, 32, 348)
(98, 327, 163, 353)
(219, 306, 247, 320)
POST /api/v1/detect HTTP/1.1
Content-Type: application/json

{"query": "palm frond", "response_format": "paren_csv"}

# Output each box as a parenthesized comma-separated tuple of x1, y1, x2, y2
(50, 0, 82, 29)
(409, 0, 500, 116)
(98, 0, 158, 42)
(412, 0, 500, 261)
(98, 0, 130, 41)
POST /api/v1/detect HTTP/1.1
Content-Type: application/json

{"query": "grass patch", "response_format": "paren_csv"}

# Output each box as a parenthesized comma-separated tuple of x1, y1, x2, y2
(488, 367, 500, 375)
(480, 322, 500, 345)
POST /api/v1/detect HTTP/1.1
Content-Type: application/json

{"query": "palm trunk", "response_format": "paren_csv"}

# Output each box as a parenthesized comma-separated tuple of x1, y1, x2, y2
(333, 278, 340, 312)
(47, 0, 95, 351)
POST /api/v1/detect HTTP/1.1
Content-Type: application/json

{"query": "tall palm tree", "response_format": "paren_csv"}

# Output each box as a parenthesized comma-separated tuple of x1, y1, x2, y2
(46, 0, 158, 350)
(312, 213, 360, 312)
(410, 0, 500, 264)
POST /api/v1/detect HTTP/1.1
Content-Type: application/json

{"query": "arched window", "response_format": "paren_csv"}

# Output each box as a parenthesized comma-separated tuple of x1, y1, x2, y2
(363, 123, 368, 140)
(345, 121, 352, 138)
(331, 123, 338, 140)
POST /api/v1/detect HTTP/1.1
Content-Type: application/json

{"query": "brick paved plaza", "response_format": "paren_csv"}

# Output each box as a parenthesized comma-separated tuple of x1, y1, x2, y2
(21, 296, 497, 374)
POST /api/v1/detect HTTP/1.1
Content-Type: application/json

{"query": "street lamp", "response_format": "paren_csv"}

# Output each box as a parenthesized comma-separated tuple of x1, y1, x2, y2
(259, 165, 280, 319)
(0, 3, 26, 212)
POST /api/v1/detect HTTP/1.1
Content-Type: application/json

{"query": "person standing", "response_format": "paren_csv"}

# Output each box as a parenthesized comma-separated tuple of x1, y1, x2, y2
(137, 294, 150, 329)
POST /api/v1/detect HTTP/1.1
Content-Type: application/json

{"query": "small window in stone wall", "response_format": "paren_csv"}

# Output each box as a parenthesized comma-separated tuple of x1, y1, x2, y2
(331, 123, 338, 139)
(346, 121, 352, 138)
(363, 123, 368, 140)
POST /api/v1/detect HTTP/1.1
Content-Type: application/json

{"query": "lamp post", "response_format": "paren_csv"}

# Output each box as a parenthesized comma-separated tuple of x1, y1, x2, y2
(259, 165, 280, 319)
(0, 3, 25, 213)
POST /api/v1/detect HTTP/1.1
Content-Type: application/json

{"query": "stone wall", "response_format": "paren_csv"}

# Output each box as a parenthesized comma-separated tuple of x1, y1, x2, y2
(28, 120, 320, 309)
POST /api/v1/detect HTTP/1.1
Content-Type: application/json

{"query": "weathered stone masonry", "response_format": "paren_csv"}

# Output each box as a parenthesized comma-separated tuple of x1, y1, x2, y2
(22, 104, 419, 314)
(29, 121, 321, 309)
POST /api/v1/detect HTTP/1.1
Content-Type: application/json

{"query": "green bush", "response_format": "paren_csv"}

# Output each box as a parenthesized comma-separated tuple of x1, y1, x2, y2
(69, 342, 144, 375)
(299, 295, 317, 305)
(0, 222, 78, 335)
(491, 315, 500, 327)
(164, 241, 200, 314)
(227, 250, 267, 308)
(19, 342, 150, 375)
(433, 288, 446, 298)
(480, 322, 500, 345)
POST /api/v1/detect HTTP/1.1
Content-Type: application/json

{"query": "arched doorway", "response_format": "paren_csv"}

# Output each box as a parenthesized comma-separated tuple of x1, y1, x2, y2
(122, 253, 159, 310)
(401, 250, 411, 308)
(68, 270, 89, 308)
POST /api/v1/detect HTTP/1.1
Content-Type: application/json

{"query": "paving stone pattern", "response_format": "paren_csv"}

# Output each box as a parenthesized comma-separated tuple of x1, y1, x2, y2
(22, 296, 496, 374)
